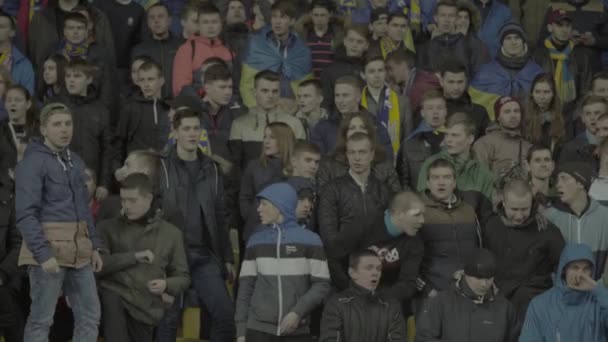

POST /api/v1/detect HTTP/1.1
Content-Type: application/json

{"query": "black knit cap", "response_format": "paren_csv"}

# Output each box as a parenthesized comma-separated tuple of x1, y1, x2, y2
(557, 162, 595, 191)
(464, 249, 497, 279)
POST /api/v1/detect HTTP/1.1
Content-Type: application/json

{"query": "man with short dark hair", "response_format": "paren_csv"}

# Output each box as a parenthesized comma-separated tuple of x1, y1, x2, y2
(483, 180, 564, 320)
(525, 145, 557, 207)
(319, 250, 407, 342)
(239, 0, 312, 108)
(385, 49, 417, 97)
(157, 109, 235, 342)
(416, 249, 518, 342)
(296, 79, 327, 139)
(520, 243, 608, 341)
(98, 173, 190, 342)
(131, 3, 183, 98)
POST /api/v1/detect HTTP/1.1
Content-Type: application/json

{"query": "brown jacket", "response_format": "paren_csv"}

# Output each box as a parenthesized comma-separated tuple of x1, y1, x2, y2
(472, 126, 532, 178)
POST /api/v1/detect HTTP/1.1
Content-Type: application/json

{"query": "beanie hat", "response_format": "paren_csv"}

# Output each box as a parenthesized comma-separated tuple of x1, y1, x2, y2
(464, 249, 497, 279)
(493, 96, 520, 120)
(557, 162, 595, 191)
(499, 22, 527, 45)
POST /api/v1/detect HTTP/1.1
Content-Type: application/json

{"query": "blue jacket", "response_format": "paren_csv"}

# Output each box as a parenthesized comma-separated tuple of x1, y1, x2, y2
(475, 0, 513, 58)
(10, 46, 35, 95)
(420, 0, 438, 31)
(15, 138, 99, 264)
(520, 243, 608, 342)
(350, 0, 409, 24)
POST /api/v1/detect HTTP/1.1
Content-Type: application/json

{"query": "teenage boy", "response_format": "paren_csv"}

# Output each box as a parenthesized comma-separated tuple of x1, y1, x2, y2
(544, 162, 608, 281)
(158, 109, 235, 342)
(240, 0, 312, 108)
(320, 250, 407, 342)
(56, 11, 116, 115)
(131, 3, 184, 98)
(229, 70, 305, 170)
(0, 11, 34, 94)
(360, 55, 412, 157)
(180, 2, 199, 39)
(16, 103, 103, 342)
(525, 145, 558, 207)
(236, 182, 331, 341)
(287, 141, 322, 229)
(115, 61, 169, 166)
(57, 59, 113, 202)
(98, 173, 190, 342)
(172, 2, 233, 96)
(369, 12, 414, 60)
(295, 79, 328, 139)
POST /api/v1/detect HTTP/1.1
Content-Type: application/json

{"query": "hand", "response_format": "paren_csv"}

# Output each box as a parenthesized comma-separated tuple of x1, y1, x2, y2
(161, 292, 175, 305)
(95, 187, 109, 202)
(279, 312, 300, 335)
(580, 31, 596, 46)
(148, 279, 167, 295)
(236, 337, 246, 342)
(428, 289, 438, 298)
(92, 250, 103, 272)
(567, 272, 598, 292)
(41, 257, 60, 274)
(225, 263, 236, 283)
(135, 250, 155, 264)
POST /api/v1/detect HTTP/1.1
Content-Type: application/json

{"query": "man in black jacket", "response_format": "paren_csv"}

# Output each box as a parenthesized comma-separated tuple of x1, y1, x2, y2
(483, 179, 564, 321)
(416, 248, 519, 342)
(156, 109, 235, 342)
(57, 59, 113, 202)
(131, 3, 183, 99)
(0, 171, 23, 342)
(318, 132, 392, 291)
(319, 249, 407, 342)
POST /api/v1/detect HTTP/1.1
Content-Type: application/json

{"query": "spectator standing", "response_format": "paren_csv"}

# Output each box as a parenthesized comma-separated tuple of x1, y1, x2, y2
(525, 145, 558, 208)
(472, 0, 513, 58)
(0, 11, 34, 95)
(16, 103, 103, 342)
(319, 250, 407, 342)
(0, 85, 39, 172)
(385, 49, 417, 98)
(295, 79, 328, 139)
(131, 3, 184, 99)
(369, 12, 415, 60)
(235, 182, 331, 341)
(36, 54, 67, 103)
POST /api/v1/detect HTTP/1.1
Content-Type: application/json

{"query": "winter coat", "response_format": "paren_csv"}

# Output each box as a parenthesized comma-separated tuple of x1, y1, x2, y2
(8, 46, 34, 95)
(519, 243, 608, 342)
(483, 205, 565, 319)
(0, 174, 21, 287)
(558, 131, 599, 169)
(320, 49, 364, 109)
(235, 183, 331, 337)
(172, 36, 233, 96)
(200, 101, 245, 162)
(239, 26, 312, 108)
(396, 122, 443, 190)
(418, 191, 481, 292)
(544, 199, 608, 282)
(472, 125, 532, 178)
(239, 158, 286, 241)
(417, 149, 495, 201)
(159, 145, 234, 265)
(310, 109, 393, 157)
(475, 0, 513, 58)
(317, 156, 401, 193)
(56, 93, 113, 188)
(417, 33, 488, 76)
(416, 276, 519, 342)
(131, 34, 184, 99)
(508, 0, 552, 45)
(318, 172, 392, 290)
(114, 95, 170, 168)
(15, 138, 100, 267)
(445, 94, 490, 139)
(28, 2, 115, 69)
(228, 106, 305, 171)
(319, 282, 407, 342)
(97, 213, 190, 325)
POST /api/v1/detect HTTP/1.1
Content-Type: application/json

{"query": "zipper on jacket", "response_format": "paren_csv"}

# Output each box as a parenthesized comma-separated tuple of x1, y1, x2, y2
(276, 224, 283, 336)
(153, 98, 158, 125)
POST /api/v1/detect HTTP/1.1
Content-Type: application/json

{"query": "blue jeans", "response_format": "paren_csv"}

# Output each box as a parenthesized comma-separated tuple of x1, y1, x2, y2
(24, 265, 100, 342)
(156, 248, 235, 342)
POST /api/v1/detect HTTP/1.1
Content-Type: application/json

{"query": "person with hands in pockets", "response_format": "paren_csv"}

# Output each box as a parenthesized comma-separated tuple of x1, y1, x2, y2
(15, 103, 103, 342)
(235, 182, 331, 342)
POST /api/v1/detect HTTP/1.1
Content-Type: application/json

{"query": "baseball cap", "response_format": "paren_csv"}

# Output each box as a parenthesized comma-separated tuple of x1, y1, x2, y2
(548, 9, 572, 25)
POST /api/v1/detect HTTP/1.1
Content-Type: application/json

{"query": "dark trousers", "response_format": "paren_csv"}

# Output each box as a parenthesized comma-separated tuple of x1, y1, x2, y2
(0, 286, 24, 342)
(101, 289, 154, 342)
(246, 330, 312, 342)
(156, 248, 235, 342)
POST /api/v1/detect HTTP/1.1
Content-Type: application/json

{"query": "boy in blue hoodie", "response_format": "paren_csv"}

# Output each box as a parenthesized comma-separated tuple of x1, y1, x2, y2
(520, 243, 608, 342)
(235, 182, 331, 341)
(16, 103, 103, 342)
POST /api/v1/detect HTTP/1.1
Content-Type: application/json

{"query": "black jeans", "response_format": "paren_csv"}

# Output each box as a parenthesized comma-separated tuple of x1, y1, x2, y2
(0, 285, 24, 342)
(246, 330, 312, 342)
(101, 289, 154, 342)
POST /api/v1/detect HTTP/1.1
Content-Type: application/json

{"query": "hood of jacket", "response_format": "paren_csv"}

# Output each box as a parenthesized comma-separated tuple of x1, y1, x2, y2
(555, 243, 595, 291)
(435, 149, 481, 176)
(483, 124, 524, 138)
(256, 182, 299, 230)
(24, 137, 72, 162)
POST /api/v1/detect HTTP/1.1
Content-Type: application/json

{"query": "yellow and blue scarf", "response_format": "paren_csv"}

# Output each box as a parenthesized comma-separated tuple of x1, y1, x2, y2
(60, 40, 89, 61)
(545, 38, 576, 103)
(361, 86, 401, 157)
